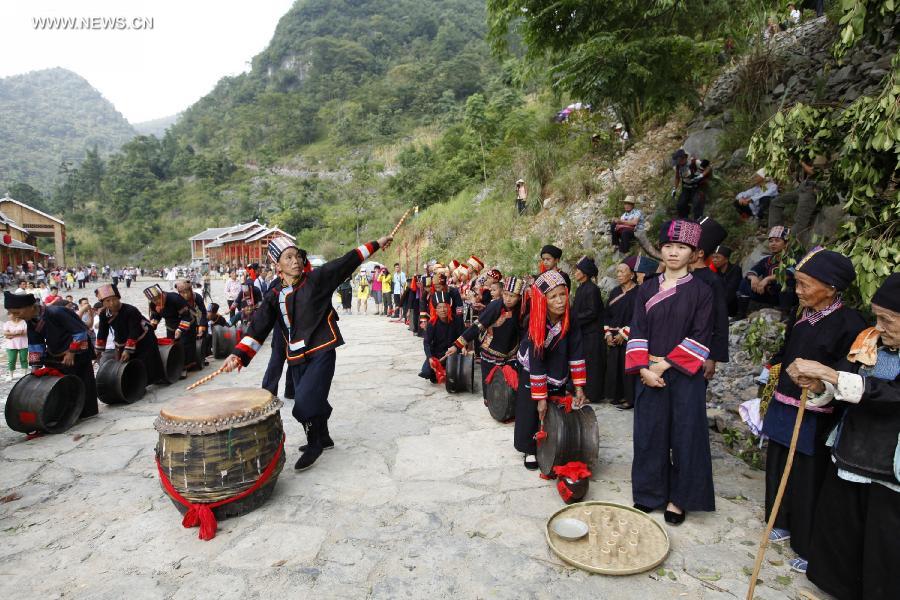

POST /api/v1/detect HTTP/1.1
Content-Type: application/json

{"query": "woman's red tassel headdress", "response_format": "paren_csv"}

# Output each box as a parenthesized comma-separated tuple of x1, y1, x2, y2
(528, 270, 569, 356)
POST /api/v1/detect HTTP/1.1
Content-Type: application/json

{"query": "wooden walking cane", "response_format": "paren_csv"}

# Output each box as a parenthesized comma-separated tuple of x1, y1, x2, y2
(746, 388, 809, 600)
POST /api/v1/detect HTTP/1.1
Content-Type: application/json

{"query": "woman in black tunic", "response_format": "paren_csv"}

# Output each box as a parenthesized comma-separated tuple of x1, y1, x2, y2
(445, 276, 525, 399)
(603, 256, 639, 408)
(760, 247, 867, 573)
(94, 284, 165, 385)
(514, 270, 587, 470)
(572, 256, 605, 403)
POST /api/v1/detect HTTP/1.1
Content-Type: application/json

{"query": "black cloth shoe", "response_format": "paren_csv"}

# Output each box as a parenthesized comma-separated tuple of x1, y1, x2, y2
(294, 420, 324, 471)
(300, 420, 334, 452)
(664, 509, 686, 525)
(523, 455, 539, 470)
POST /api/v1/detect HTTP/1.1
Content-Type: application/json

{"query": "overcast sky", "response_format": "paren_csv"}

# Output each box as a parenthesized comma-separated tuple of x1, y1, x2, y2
(1, 1, 297, 123)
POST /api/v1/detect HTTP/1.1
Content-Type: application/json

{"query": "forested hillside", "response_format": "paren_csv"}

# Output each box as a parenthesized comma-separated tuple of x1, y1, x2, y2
(0, 68, 137, 193)
(14, 0, 896, 298)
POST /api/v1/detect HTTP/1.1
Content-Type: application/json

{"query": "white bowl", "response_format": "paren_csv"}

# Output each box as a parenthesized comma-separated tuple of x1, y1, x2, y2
(552, 518, 589, 541)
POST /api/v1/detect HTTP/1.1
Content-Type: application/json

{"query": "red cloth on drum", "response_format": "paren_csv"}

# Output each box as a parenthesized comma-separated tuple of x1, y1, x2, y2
(485, 364, 518, 390)
(556, 479, 574, 501)
(429, 357, 446, 383)
(155, 434, 285, 541)
(550, 395, 574, 413)
(31, 367, 65, 378)
(552, 461, 592, 481)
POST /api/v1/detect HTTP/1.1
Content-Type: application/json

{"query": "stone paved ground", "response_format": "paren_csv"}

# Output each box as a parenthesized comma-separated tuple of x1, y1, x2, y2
(0, 279, 830, 599)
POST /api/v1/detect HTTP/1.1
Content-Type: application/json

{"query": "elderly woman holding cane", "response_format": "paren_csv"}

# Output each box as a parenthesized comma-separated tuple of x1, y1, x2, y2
(759, 247, 867, 573)
(785, 273, 900, 600)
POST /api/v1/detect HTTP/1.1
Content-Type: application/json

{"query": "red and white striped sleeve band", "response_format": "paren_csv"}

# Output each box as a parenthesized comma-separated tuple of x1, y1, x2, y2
(624, 338, 649, 374)
(124, 338, 138, 351)
(178, 320, 191, 331)
(569, 360, 587, 386)
(355, 242, 377, 261)
(234, 336, 262, 363)
(530, 374, 548, 401)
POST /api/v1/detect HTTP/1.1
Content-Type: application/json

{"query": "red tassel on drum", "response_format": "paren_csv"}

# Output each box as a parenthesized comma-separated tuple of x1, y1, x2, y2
(30, 367, 65, 378)
(182, 504, 218, 541)
(485, 364, 519, 390)
(552, 461, 592, 481)
(556, 479, 574, 502)
(429, 357, 446, 384)
(550, 395, 574, 413)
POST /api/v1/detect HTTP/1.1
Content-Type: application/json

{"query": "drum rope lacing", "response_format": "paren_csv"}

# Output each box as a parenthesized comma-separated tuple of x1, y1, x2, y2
(155, 433, 285, 540)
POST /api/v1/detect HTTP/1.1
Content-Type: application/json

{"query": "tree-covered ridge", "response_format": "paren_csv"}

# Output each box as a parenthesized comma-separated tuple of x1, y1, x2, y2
(172, 0, 497, 158)
(0, 68, 137, 193)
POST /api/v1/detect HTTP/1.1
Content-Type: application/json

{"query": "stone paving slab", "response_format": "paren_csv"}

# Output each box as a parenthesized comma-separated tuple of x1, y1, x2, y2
(0, 282, 832, 599)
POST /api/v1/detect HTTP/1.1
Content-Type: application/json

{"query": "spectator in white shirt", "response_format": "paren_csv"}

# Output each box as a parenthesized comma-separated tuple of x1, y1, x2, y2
(734, 168, 779, 221)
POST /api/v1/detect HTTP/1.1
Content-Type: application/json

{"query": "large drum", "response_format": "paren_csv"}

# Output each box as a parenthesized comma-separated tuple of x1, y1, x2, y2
(154, 388, 286, 522)
(157, 339, 184, 384)
(211, 325, 238, 359)
(5, 373, 85, 434)
(485, 375, 516, 422)
(445, 354, 475, 394)
(97, 358, 147, 405)
(537, 401, 600, 477)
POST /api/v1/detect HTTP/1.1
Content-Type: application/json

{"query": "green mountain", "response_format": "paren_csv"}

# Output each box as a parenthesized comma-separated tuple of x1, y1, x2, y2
(0, 67, 137, 193)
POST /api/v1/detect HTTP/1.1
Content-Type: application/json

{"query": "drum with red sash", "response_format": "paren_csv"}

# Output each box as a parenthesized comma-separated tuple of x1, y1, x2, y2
(537, 397, 600, 477)
(154, 388, 286, 540)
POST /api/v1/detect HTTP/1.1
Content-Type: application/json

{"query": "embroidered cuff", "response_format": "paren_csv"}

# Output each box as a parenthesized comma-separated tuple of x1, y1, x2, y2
(454, 337, 466, 350)
(835, 372, 864, 404)
(665, 337, 709, 376)
(530, 374, 548, 401)
(124, 338, 138, 351)
(234, 336, 262, 364)
(624, 338, 648, 374)
(569, 359, 587, 386)
(178, 320, 191, 331)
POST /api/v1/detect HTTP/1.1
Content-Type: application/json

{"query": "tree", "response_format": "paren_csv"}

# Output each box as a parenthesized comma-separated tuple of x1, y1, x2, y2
(749, 1, 898, 303)
(487, 1, 742, 129)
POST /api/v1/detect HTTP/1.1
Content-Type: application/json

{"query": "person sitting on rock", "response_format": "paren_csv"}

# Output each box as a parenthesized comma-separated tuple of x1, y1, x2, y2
(734, 168, 778, 221)
(736, 226, 793, 318)
(672, 148, 712, 219)
(609, 196, 644, 253)
(768, 156, 824, 248)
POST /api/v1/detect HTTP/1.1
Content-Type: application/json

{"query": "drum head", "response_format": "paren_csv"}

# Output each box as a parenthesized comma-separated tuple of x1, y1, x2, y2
(537, 401, 565, 475)
(486, 377, 515, 422)
(155, 388, 281, 434)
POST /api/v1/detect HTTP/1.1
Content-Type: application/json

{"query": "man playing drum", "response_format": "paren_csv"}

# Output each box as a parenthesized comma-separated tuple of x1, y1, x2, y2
(222, 234, 393, 471)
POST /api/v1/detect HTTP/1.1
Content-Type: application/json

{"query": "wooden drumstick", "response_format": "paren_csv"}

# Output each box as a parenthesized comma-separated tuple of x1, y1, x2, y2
(389, 206, 415, 238)
(185, 366, 227, 391)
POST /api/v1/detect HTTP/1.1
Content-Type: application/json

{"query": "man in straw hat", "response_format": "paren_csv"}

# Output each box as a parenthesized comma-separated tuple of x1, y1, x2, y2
(609, 196, 644, 253)
(4, 289, 98, 419)
(222, 234, 393, 471)
(95, 283, 165, 385)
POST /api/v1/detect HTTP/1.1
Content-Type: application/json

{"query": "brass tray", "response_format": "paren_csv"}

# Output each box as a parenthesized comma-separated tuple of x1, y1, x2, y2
(545, 501, 670, 575)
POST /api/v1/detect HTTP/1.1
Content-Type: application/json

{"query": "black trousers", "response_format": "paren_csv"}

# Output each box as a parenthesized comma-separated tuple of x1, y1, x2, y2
(603, 344, 635, 404)
(632, 370, 715, 511)
(582, 331, 605, 403)
(764, 440, 830, 559)
(807, 466, 900, 600)
(262, 332, 294, 399)
(288, 349, 336, 423)
(676, 186, 706, 219)
(55, 352, 98, 418)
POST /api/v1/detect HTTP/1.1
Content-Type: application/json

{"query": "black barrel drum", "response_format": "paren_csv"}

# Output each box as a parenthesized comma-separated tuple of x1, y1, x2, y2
(4, 373, 85, 434)
(485, 376, 516, 422)
(445, 354, 475, 394)
(158, 340, 184, 384)
(97, 358, 148, 405)
(211, 325, 238, 359)
(537, 402, 600, 477)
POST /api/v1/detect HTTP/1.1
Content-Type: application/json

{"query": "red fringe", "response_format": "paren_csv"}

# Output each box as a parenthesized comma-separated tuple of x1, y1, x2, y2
(31, 367, 65, 378)
(429, 357, 446, 383)
(528, 286, 569, 357)
(550, 395, 574, 413)
(552, 461, 592, 481)
(556, 479, 574, 502)
(485, 364, 519, 390)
